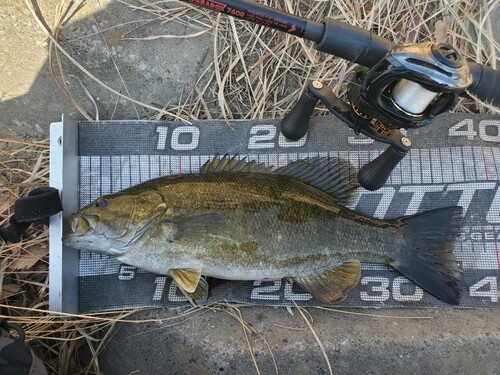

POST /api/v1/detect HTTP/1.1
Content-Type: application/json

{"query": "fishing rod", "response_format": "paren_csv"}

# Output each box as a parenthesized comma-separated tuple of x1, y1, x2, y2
(181, 0, 500, 190)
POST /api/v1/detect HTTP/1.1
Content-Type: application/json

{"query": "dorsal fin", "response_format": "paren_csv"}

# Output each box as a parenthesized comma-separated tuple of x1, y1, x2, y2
(276, 158, 357, 205)
(200, 154, 273, 173)
(201, 155, 356, 204)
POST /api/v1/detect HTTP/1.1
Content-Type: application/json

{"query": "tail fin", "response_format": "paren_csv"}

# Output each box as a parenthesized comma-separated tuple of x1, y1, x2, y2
(390, 206, 463, 304)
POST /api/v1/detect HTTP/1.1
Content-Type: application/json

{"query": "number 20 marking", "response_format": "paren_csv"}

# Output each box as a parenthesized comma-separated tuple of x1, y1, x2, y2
(250, 280, 313, 301)
(248, 125, 307, 149)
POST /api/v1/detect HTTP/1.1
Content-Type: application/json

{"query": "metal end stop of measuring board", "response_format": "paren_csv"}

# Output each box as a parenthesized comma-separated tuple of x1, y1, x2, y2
(0, 187, 62, 243)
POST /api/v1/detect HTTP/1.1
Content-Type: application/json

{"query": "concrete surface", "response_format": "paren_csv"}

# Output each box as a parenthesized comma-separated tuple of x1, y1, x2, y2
(100, 307, 500, 375)
(0, 0, 212, 139)
(1, 1, 499, 375)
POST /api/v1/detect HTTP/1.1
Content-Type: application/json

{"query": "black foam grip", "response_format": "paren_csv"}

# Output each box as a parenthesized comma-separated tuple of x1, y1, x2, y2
(467, 62, 500, 106)
(358, 147, 407, 191)
(280, 91, 319, 140)
(0, 218, 30, 243)
(0, 187, 62, 243)
(14, 187, 62, 224)
(315, 18, 393, 68)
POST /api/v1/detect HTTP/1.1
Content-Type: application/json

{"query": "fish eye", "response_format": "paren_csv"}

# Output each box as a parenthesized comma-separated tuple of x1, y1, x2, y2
(95, 198, 108, 208)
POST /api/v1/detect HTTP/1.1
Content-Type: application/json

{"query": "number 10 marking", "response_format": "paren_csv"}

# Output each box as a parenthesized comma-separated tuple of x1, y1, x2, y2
(156, 126, 200, 150)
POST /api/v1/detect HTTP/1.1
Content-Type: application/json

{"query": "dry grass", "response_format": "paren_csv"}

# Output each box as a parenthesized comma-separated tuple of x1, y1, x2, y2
(2, 0, 498, 373)
(29, 0, 500, 123)
(154, 0, 500, 119)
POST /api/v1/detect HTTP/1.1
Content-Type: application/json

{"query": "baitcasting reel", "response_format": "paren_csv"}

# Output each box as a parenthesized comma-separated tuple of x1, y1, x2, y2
(181, 0, 500, 190)
(280, 42, 472, 190)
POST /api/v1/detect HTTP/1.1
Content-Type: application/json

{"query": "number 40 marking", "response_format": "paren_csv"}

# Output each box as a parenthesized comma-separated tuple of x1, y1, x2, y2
(469, 277, 499, 303)
(449, 119, 500, 142)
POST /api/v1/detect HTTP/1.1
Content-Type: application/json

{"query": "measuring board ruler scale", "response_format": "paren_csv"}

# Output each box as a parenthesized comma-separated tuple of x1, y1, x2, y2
(58, 114, 500, 312)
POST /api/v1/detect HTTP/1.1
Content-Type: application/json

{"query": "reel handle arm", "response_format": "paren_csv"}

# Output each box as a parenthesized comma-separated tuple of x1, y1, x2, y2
(280, 80, 350, 141)
(280, 81, 412, 191)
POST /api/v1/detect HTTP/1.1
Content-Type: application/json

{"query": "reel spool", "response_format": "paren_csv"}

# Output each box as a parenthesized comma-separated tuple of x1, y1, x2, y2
(176, 0, 500, 190)
(280, 42, 472, 190)
(349, 42, 472, 130)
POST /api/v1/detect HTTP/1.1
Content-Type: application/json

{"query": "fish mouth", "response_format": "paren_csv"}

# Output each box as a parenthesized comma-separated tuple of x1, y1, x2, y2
(63, 214, 99, 248)
(69, 214, 99, 235)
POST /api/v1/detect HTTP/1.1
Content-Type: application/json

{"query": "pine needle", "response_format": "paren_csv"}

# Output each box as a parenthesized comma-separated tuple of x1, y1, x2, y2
(294, 302, 333, 375)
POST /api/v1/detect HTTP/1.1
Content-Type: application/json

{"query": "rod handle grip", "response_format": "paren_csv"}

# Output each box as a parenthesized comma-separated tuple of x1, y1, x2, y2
(467, 62, 500, 106)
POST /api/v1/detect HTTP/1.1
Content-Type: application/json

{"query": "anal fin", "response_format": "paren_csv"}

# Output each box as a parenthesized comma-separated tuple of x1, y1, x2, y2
(292, 260, 361, 303)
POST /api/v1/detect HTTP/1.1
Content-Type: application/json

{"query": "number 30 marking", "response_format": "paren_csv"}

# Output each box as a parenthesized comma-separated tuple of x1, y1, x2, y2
(360, 276, 423, 302)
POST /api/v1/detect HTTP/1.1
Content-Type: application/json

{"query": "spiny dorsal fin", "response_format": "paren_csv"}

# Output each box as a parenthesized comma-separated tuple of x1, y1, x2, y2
(276, 158, 357, 205)
(201, 154, 273, 174)
(201, 155, 356, 204)
(292, 260, 361, 303)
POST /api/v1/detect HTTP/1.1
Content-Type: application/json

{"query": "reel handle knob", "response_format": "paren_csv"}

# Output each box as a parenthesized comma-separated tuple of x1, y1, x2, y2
(280, 88, 319, 140)
(357, 146, 408, 191)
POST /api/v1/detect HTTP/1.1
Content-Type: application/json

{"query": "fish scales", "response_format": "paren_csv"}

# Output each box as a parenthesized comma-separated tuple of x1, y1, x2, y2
(125, 172, 400, 276)
(64, 156, 463, 304)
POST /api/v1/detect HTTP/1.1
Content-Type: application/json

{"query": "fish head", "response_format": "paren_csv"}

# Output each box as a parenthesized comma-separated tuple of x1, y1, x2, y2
(63, 188, 167, 255)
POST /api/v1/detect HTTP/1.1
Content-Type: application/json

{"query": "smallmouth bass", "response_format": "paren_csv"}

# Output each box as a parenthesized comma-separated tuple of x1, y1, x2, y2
(63, 155, 462, 304)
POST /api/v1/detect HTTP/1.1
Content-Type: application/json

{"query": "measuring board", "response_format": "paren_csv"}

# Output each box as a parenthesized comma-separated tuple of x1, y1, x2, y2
(50, 114, 500, 312)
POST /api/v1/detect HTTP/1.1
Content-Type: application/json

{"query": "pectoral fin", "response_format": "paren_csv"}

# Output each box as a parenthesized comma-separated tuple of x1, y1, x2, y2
(166, 213, 223, 242)
(292, 260, 361, 303)
(170, 268, 202, 293)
